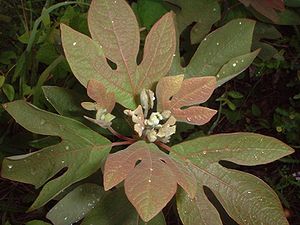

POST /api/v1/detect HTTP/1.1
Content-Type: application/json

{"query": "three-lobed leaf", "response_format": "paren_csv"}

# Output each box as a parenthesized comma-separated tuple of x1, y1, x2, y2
(156, 75, 217, 125)
(61, 0, 176, 109)
(171, 132, 294, 225)
(104, 141, 196, 222)
(1, 100, 111, 210)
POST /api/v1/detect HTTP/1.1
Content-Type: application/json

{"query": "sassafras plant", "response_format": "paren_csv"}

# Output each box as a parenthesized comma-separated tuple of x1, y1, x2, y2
(1, 0, 294, 224)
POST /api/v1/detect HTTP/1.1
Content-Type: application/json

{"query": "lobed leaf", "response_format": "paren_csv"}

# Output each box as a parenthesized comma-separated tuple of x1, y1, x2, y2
(172, 132, 294, 165)
(171, 132, 294, 225)
(104, 141, 196, 221)
(156, 75, 217, 125)
(169, 19, 259, 86)
(1, 100, 111, 210)
(62, 0, 176, 109)
(81, 188, 166, 225)
(47, 184, 105, 225)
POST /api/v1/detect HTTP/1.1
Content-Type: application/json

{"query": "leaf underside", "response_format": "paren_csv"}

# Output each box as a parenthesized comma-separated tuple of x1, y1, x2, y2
(104, 141, 197, 222)
(171, 132, 294, 225)
(61, 0, 176, 109)
(1, 100, 111, 210)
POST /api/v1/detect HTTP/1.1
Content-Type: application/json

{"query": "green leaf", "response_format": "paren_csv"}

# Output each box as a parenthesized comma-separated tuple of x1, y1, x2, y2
(227, 91, 244, 99)
(252, 22, 282, 60)
(171, 132, 294, 225)
(177, 187, 222, 225)
(0, 75, 5, 88)
(165, 0, 220, 44)
(173, 132, 294, 166)
(62, 0, 176, 109)
(136, 0, 168, 30)
(47, 184, 105, 225)
(82, 188, 166, 225)
(2, 83, 15, 101)
(1, 100, 111, 210)
(170, 19, 259, 86)
(42, 86, 87, 117)
(104, 141, 196, 221)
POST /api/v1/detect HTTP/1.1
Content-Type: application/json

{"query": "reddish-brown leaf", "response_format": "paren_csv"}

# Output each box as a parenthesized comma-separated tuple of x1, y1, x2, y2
(87, 80, 115, 113)
(104, 141, 196, 221)
(239, 0, 285, 22)
(156, 75, 217, 125)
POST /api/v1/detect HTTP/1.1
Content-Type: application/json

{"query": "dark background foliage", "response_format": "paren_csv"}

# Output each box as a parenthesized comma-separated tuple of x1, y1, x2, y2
(0, 0, 299, 224)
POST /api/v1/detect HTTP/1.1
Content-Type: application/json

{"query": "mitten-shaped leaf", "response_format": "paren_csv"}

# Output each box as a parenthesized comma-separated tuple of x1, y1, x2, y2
(1, 101, 111, 210)
(171, 132, 294, 225)
(61, 0, 176, 109)
(156, 75, 217, 125)
(104, 141, 196, 221)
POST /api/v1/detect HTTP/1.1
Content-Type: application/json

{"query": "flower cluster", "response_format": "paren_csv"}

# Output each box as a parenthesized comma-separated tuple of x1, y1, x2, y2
(124, 89, 176, 143)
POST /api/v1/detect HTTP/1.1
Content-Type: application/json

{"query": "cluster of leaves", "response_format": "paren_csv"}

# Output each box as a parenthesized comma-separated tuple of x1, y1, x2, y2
(0, 0, 299, 224)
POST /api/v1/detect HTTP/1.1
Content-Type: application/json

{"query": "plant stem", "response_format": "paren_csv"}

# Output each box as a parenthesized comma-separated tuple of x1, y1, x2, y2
(108, 126, 135, 141)
(112, 140, 135, 147)
(155, 141, 173, 152)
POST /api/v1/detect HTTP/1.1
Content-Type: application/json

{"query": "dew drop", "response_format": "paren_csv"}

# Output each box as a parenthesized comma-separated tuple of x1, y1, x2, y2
(232, 63, 237, 67)
(186, 117, 192, 122)
(64, 217, 68, 221)
(216, 74, 220, 78)
(204, 38, 207, 41)
(8, 165, 13, 169)
(239, 21, 242, 25)
(62, 160, 65, 164)
(241, 59, 244, 63)
(247, 191, 251, 194)
(88, 203, 93, 207)
(150, 168, 153, 171)
(114, 0, 117, 2)
(173, 53, 176, 57)
(65, 146, 70, 150)
(203, 151, 207, 155)
(216, 42, 220, 46)
(148, 179, 152, 183)
(213, 8, 216, 11)
(112, 20, 114, 23)
(40, 119, 46, 125)
(73, 42, 77, 46)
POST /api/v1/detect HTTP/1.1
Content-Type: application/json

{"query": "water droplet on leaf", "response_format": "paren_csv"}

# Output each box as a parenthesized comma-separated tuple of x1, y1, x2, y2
(8, 165, 13, 169)
(40, 119, 46, 125)
(232, 63, 237, 67)
(73, 42, 77, 46)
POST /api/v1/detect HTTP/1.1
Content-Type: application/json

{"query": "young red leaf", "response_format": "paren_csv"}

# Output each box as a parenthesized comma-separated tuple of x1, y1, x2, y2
(62, 0, 176, 109)
(86, 79, 115, 113)
(104, 141, 196, 222)
(156, 75, 217, 125)
(239, 0, 285, 22)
